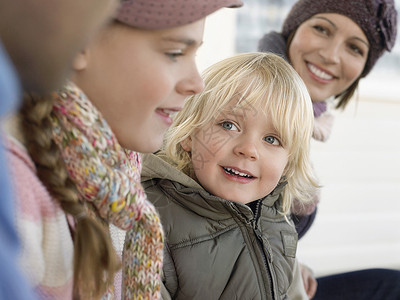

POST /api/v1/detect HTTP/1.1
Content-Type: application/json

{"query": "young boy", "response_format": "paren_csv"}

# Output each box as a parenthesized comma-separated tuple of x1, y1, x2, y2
(142, 52, 318, 299)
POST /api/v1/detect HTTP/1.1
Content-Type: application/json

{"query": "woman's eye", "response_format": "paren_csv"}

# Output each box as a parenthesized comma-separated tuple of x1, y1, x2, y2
(349, 44, 364, 56)
(313, 25, 329, 35)
(220, 121, 238, 131)
(264, 136, 280, 146)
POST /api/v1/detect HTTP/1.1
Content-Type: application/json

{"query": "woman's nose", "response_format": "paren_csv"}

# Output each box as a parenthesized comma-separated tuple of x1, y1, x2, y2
(319, 41, 341, 64)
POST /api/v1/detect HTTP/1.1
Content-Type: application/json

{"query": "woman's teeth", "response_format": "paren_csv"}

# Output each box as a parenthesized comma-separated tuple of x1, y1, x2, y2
(308, 63, 333, 80)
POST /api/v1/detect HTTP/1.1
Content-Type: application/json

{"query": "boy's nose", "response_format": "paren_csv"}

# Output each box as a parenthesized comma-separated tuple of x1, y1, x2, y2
(234, 140, 259, 160)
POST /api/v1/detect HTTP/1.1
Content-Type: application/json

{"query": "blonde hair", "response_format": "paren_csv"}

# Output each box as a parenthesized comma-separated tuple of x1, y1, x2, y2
(164, 52, 318, 214)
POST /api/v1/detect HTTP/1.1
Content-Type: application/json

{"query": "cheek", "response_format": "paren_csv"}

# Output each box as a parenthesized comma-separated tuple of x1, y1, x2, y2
(190, 139, 218, 175)
(191, 146, 212, 172)
(344, 59, 365, 82)
(136, 69, 174, 103)
(265, 154, 288, 178)
(288, 40, 307, 73)
(288, 29, 309, 56)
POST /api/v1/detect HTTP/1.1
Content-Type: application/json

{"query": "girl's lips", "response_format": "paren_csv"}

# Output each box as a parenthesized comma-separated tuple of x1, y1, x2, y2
(306, 62, 337, 83)
(155, 108, 181, 126)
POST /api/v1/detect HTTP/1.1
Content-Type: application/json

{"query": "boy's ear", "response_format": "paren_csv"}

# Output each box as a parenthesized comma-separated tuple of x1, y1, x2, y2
(180, 136, 192, 152)
(72, 49, 90, 71)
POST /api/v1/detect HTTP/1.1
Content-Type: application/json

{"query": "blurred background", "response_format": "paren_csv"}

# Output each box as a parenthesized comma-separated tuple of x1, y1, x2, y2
(197, 0, 400, 277)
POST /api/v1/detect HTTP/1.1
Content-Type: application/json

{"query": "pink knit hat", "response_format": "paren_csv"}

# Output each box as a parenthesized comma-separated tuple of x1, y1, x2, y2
(116, 0, 243, 30)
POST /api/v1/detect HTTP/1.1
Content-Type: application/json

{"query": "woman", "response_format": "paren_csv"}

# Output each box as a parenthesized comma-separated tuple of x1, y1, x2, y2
(258, 0, 400, 299)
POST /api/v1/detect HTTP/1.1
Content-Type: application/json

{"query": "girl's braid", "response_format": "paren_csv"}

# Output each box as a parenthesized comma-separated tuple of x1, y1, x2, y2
(19, 93, 120, 299)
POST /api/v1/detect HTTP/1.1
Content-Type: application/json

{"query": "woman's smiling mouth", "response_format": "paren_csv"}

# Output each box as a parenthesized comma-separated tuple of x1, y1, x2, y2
(307, 62, 336, 82)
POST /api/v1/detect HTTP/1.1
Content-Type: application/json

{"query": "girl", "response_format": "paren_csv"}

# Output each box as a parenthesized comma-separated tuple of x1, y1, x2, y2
(6, 0, 243, 299)
(258, 0, 399, 299)
(141, 52, 319, 299)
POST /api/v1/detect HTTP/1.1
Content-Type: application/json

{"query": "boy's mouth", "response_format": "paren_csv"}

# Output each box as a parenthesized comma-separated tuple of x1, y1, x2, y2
(223, 167, 254, 178)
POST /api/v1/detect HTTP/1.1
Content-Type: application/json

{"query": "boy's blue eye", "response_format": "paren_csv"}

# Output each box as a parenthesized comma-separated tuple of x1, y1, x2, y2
(220, 121, 238, 131)
(264, 136, 280, 146)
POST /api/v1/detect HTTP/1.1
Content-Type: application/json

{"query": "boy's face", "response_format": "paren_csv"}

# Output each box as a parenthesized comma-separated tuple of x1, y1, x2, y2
(181, 99, 289, 204)
(1, 0, 117, 92)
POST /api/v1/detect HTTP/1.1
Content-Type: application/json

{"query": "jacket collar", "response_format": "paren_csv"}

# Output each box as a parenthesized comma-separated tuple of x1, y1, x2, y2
(142, 153, 287, 218)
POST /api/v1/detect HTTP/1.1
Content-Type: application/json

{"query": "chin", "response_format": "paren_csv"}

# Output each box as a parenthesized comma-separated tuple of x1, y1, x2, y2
(137, 141, 163, 154)
(309, 90, 330, 103)
(119, 132, 163, 153)
(123, 143, 162, 154)
(145, 136, 164, 153)
(225, 196, 249, 205)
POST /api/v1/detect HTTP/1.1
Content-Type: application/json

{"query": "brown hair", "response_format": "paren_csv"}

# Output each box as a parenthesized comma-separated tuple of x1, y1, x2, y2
(19, 94, 120, 299)
(334, 78, 360, 109)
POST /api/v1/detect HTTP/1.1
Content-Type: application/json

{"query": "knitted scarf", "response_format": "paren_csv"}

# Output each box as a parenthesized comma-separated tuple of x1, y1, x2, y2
(50, 81, 163, 299)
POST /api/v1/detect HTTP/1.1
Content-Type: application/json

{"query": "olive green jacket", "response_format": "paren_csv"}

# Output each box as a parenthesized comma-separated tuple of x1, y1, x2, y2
(142, 153, 306, 300)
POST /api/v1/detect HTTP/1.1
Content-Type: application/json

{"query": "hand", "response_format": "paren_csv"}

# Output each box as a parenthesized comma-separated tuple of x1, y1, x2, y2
(300, 263, 318, 299)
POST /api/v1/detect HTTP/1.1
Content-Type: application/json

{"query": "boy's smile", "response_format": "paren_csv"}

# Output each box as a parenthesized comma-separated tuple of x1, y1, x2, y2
(181, 99, 289, 204)
(221, 166, 255, 183)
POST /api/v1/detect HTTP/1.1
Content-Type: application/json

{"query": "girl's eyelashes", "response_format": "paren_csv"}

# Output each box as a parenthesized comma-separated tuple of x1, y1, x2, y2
(264, 135, 281, 146)
(165, 50, 184, 61)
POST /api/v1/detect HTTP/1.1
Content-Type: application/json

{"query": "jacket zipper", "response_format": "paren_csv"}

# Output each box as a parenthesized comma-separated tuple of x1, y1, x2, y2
(252, 200, 276, 300)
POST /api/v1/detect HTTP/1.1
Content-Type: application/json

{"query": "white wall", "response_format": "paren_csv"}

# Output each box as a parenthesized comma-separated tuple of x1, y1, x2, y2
(298, 96, 400, 276)
(197, 8, 239, 72)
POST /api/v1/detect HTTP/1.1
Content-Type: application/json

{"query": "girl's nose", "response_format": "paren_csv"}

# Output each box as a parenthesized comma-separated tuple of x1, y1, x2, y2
(177, 64, 205, 96)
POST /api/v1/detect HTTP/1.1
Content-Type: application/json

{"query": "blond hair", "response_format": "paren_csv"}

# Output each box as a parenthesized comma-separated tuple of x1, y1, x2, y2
(165, 52, 318, 214)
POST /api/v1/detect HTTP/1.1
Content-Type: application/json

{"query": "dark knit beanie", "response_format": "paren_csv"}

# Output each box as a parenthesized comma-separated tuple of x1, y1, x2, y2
(282, 0, 398, 77)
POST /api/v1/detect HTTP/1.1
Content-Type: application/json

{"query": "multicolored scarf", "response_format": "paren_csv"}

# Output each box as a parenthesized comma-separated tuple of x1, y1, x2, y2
(50, 81, 163, 299)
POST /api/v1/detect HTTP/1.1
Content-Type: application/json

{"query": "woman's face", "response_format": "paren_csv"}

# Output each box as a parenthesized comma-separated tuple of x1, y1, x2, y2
(288, 13, 369, 102)
(73, 19, 205, 152)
